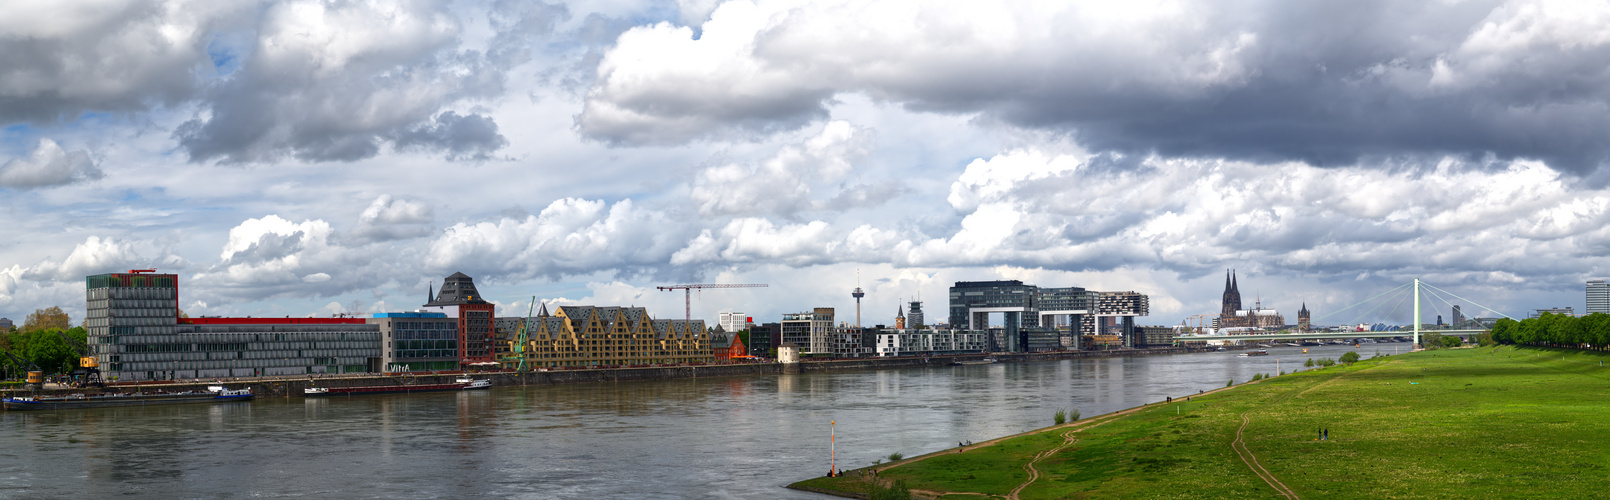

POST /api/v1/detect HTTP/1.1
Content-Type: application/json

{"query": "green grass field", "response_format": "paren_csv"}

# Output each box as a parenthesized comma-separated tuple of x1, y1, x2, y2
(792, 346, 1610, 499)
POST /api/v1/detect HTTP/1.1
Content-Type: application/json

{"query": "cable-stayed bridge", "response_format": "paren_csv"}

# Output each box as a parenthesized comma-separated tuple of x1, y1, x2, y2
(1176, 279, 1513, 347)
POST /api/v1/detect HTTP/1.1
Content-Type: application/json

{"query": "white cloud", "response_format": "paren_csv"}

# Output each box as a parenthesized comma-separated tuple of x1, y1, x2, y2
(688, 120, 875, 217)
(349, 194, 435, 243)
(0, 138, 103, 189)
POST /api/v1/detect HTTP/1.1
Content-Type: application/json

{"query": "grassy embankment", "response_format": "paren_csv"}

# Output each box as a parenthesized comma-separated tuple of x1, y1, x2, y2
(792, 345, 1610, 499)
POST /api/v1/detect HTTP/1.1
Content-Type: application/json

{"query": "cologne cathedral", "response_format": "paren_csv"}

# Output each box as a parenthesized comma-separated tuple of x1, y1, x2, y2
(1218, 270, 1286, 329)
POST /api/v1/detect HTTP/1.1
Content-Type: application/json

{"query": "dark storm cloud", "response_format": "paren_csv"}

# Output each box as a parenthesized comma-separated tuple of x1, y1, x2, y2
(0, 1, 215, 123)
(586, 0, 1610, 172)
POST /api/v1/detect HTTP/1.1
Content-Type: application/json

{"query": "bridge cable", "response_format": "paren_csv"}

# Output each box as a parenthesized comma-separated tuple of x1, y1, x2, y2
(1343, 285, 1410, 328)
(1420, 282, 1516, 320)
(1308, 281, 1412, 325)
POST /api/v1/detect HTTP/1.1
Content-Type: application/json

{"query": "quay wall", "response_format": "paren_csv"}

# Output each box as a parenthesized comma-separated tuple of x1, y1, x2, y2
(5, 346, 1224, 399)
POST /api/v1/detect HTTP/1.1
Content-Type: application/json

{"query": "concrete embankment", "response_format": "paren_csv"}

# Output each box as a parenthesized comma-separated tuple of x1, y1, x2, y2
(4, 346, 1221, 399)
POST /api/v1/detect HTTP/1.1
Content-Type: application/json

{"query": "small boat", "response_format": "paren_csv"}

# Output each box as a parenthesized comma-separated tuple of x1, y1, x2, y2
(3, 385, 253, 411)
(457, 377, 491, 390)
(1238, 350, 1269, 357)
(951, 358, 997, 366)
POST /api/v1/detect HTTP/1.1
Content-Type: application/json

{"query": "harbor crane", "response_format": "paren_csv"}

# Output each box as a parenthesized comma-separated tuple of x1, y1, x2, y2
(655, 283, 768, 325)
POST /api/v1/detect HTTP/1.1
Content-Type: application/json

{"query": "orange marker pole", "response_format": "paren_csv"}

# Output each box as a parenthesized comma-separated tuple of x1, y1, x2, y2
(830, 420, 837, 476)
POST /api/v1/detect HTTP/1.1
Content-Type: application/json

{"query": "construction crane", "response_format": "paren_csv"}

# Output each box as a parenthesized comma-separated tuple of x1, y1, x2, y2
(502, 296, 537, 373)
(656, 284, 768, 325)
(56, 330, 103, 387)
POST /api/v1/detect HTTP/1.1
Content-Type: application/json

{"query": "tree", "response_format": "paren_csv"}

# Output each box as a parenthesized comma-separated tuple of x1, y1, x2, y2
(1340, 351, 1360, 363)
(22, 306, 70, 332)
(1492, 318, 1517, 344)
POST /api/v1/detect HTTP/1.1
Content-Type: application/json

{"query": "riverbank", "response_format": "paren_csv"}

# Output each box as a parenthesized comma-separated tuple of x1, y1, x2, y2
(791, 345, 1610, 499)
(3, 346, 1221, 399)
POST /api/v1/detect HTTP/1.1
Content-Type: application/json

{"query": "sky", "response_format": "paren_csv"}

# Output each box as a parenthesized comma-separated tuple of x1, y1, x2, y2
(2, 0, 1609, 329)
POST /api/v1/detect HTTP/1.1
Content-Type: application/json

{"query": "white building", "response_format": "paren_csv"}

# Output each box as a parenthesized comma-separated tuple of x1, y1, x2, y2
(719, 312, 750, 333)
(873, 329, 989, 357)
(1588, 280, 1610, 315)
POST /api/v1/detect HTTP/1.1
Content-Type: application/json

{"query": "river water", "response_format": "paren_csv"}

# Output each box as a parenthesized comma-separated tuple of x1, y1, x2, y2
(0, 343, 1388, 498)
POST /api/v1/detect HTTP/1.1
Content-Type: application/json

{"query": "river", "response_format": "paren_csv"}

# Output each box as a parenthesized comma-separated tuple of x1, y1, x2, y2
(0, 343, 1391, 498)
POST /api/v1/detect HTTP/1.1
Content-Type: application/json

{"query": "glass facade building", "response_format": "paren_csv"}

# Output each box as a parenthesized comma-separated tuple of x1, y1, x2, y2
(370, 312, 459, 372)
(86, 271, 382, 381)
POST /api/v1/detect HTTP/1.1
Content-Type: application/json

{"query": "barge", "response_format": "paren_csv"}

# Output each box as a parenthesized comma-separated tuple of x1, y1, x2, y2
(3, 386, 253, 411)
(304, 377, 490, 397)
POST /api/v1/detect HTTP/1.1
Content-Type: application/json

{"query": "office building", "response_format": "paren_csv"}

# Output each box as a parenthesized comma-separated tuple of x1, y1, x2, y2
(1451, 305, 1465, 327)
(422, 272, 497, 367)
(781, 308, 834, 354)
(719, 312, 751, 333)
(907, 300, 924, 329)
(369, 312, 459, 372)
(1531, 307, 1574, 318)
(0, 317, 12, 330)
(1136, 325, 1175, 347)
(748, 322, 779, 357)
(949, 280, 1143, 351)
(1589, 280, 1610, 315)
(86, 270, 384, 381)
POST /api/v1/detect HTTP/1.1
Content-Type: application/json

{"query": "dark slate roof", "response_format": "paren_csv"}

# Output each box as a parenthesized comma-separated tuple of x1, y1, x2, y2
(425, 272, 490, 306)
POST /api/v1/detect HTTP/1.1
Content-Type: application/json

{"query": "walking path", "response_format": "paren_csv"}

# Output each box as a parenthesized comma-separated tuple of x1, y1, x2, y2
(1232, 411, 1298, 500)
(870, 385, 1245, 499)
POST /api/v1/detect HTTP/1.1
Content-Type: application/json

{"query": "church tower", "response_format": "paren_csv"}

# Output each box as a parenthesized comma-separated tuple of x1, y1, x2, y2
(895, 304, 906, 329)
(1220, 270, 1244, 328)
(1298, 302, 1311, 331)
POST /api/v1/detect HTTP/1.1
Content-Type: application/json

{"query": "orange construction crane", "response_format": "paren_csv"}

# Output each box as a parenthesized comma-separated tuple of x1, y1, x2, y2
(656, 283, 768, 324)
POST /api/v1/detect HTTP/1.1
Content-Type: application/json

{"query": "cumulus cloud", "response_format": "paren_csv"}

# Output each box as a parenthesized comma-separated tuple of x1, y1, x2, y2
(348, 195, 436, 244)
(583, 0, 1610, 171)
(688, 120, 876, 217)
(195, 214, 413, 301)
(0, 0, 235, 122)
(426, 197, 690, 281)
(173, 0, 510, 163)
(0, 138, 103, 189)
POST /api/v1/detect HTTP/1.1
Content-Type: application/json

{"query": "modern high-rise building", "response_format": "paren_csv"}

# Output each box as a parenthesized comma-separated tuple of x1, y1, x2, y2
(780, 308, 834, 354)
(949, 280, 1142, 351)
(1451, 305, 1465, 327)
(719, 312, 750, 333)
(369, 312, 459, 372)
(1588, 280, 1610, 315)
(86, 270, 382, 381)
(422, 272, 496, 367)
(907, 300, 924, 329)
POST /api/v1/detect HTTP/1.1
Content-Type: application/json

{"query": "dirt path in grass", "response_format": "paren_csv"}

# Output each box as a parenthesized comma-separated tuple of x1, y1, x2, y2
(1232, 410, 1299, 499)
(1006, 430, 1080, 500)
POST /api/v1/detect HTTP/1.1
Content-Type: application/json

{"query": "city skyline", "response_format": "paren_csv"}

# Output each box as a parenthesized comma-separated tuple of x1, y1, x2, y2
(3, 1, 1610, 327)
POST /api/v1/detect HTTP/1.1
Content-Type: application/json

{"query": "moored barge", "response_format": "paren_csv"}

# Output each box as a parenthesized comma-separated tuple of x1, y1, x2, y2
(304, 377, 490, 397)
(3, 386, 253, 411)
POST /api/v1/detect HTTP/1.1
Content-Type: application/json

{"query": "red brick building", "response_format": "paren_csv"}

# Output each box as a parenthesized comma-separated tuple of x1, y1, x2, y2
(423, 272, 496, 368)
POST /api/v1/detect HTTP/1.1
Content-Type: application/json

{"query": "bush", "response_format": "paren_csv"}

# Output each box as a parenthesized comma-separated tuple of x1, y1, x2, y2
(1439, 335, 1464, 348)
(1054, 408, 1067, 425)
(1340, 351, 1361, 364)
(888, 452, 903, 461)
(1227, 379, 1234, 387)
(1305, 358, 1315, 367)
(1252, 373, 1263, 381)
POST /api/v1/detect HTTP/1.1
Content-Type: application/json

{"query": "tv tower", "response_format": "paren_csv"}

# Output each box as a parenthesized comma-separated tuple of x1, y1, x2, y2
(852, 269, 865, 328)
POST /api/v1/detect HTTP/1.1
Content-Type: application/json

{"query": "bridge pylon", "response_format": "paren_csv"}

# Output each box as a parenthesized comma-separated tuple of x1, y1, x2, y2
(1413, 278, 1421, 349)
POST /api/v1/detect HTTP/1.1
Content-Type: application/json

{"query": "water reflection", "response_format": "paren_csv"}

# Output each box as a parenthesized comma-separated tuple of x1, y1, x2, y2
(0, 344, 1375, 498)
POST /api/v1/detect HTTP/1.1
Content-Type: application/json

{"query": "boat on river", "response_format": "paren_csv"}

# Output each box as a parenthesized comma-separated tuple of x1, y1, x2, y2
(950, 358, 997, 366)
(1238, 350, 1269, 357)
(304, 378, 490, 397)
(3, 386, 253, 411)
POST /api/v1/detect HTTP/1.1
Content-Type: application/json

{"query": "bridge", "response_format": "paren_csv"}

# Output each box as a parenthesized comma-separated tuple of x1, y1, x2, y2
(1177, 278, 1513, 347)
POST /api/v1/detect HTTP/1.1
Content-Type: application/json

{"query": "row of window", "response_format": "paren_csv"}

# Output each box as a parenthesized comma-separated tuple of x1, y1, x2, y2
(115, 349, 378, 363)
